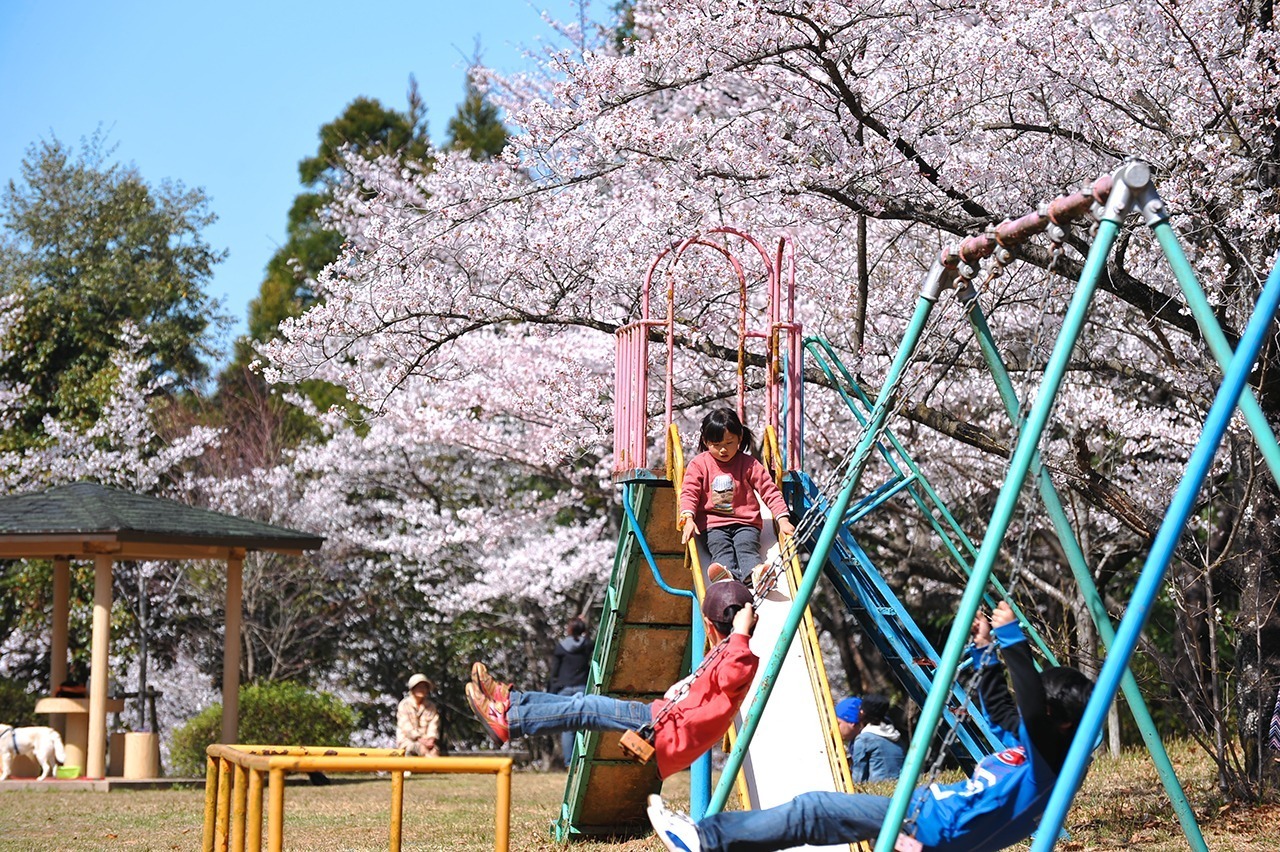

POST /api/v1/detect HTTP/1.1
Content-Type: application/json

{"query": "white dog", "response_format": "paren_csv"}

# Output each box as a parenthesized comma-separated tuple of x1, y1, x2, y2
(0, 724, 67, 781)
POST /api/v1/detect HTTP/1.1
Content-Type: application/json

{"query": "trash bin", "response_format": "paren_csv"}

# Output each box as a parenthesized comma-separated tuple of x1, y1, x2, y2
(108, 731, 127, 777)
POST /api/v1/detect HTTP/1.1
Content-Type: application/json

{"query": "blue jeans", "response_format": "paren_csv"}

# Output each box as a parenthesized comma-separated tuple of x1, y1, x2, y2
(705, 524, 761, 583)
(557, 686, 587, 765)
(696, 792, 891, 852)
(506, 690, 652, 740)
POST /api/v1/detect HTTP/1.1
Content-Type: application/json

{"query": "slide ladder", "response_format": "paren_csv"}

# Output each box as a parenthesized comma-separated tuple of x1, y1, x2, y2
(554, 479, 693, 840)
(790, 336, 1065, 767)
(803, 337, 1056, 663)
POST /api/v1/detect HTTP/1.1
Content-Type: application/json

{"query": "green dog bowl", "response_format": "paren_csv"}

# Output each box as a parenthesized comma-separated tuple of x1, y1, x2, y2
(55, 765, 81, 779)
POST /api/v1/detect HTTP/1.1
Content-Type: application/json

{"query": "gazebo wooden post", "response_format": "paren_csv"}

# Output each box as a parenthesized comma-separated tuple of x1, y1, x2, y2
(87, 553, 113, 778)
(50, 557, 70, 736)
(221, 551, 244, 744)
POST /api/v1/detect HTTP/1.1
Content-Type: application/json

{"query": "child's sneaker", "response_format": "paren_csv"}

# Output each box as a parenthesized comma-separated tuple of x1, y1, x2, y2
(465, 682, 511, 745)
(471, 661, 512, 703)
(707, 562, 732, 584)
(751, 562, 769, 591)
(647, 794, 701, 852)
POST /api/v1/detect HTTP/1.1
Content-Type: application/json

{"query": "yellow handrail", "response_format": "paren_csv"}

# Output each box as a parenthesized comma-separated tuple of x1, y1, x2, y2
(202, 744, 512, 852)
(668, 422, 709, 603)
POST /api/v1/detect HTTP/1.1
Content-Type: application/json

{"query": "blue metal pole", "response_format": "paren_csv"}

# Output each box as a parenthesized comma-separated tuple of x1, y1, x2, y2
(1030, 254, 1280, 849)
(687, 604, 710, 819)
(966, 298, 1208, 852)
(619, 486, 710, 818)
(1153, 221, 1280, 487)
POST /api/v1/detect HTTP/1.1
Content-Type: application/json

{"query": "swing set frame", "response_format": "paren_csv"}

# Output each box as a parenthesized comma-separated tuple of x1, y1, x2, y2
(613, 159, 1280, 850)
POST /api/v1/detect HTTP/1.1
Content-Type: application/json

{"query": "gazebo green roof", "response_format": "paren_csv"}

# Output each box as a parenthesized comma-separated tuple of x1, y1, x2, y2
(5, 481, 319, 781)
(0, 481, 324, 558)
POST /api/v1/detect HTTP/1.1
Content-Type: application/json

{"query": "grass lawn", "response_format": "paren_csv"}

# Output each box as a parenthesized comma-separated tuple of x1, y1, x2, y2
(3, 740, 1279, 850)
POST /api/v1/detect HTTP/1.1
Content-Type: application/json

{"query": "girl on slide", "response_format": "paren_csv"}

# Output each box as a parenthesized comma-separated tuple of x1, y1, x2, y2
(678, 408, 795, 586)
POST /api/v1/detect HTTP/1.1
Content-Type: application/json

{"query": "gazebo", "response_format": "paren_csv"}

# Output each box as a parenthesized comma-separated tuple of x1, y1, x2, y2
(0, 481, 324, 779)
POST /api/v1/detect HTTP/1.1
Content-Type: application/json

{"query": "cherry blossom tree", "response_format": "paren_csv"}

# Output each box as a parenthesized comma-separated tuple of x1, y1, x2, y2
(0, 321, 223, 732)
(259, 0, 1280, 786)
(195, 373, 614, 749)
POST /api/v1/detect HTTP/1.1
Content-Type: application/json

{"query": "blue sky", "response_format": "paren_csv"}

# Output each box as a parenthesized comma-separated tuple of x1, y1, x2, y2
(0, 0, 589, 362)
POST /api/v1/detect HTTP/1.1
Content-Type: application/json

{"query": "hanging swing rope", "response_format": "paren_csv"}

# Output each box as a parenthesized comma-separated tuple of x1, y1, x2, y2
(875, 173, 1130, 852)
(891, 224, 1086, 841)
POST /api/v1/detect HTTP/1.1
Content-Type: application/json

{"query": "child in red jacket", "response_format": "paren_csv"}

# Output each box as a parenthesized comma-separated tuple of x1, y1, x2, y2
(466, 579, 759, 779)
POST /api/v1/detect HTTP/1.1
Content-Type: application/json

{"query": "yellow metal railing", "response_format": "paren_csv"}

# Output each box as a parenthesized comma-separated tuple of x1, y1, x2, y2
(202, 745, 512, 852)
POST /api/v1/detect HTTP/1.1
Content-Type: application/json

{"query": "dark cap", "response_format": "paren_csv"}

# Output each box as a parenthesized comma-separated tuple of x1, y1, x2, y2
(702, 580, 753, 626)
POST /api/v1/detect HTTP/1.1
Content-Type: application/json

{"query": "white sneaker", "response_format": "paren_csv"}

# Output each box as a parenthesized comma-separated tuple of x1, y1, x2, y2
(647, 794, 702, 852)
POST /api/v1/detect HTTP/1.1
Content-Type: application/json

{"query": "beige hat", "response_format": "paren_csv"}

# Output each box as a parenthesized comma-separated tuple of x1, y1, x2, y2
(406, 673, 434, 691)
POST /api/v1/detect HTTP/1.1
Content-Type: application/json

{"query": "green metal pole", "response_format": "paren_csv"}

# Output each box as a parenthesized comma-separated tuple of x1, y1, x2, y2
(706, 261, 954, 816)
(1153, 222, 1280, 486)
(803, 336, 1057, 665)
(966, 298, 1209, 852)
(873, 161, 1148, 852)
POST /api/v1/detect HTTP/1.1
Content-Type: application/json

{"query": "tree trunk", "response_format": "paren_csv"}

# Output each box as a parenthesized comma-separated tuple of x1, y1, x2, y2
(1235, 491, 1280, 798)
(138, 570, 149, 729)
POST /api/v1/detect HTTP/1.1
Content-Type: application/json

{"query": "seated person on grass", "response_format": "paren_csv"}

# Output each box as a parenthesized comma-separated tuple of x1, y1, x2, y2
(647, 600, 1094, 852)
(465, 578, 758, 779)
(839, 694, 905, 783)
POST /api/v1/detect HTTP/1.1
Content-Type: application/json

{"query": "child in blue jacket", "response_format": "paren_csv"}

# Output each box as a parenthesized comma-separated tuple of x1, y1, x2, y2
(648, 600, 1093, 852)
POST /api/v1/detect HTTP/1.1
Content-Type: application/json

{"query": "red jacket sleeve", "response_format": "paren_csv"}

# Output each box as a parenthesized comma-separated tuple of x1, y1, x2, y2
(651, 632, 759, 779)
(679, 453, 708, 516)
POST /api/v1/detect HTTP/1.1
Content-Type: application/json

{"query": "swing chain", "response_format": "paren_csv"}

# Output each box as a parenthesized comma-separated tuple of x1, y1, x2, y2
(901, 625, 1006, 839)
(1046, 226, 1066, 275)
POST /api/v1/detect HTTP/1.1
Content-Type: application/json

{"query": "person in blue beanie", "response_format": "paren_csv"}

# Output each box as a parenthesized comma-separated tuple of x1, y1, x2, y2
(834, 696, 863, 745)
(648, 600, 1093, 852)
(836, 694, 905, 784)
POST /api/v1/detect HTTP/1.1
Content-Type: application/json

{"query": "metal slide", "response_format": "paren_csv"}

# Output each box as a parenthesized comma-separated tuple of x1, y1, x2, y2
(723, 511, 855, 852)
(678, 426, 855, 852)
(790, 470, 1001, 768)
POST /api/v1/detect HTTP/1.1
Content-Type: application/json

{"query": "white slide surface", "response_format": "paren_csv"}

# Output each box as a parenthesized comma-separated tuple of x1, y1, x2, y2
(700, 501, 851, 852)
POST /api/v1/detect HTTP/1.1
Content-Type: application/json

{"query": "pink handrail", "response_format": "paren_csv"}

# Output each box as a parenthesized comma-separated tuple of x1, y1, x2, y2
(615, 229, 804, 478)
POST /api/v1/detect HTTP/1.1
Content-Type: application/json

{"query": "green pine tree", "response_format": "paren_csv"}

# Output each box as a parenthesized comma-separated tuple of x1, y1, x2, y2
(446, 72, 508, 161)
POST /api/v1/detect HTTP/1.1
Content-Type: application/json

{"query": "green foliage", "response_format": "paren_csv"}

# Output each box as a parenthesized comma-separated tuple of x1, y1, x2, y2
(0, 677, 39, 726)
(297, 94, 431, 188)
(446, 74, 508, 161)
(238, 89, 432, 356)
(223, 84, 435, 426)
(611, 1, 638, 53)
(169, 681, 356, 776)
(0, 132, 225, 434)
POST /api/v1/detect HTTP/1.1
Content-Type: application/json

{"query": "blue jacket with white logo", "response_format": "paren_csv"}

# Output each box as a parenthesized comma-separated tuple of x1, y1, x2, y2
(904, 622, 1072, 852)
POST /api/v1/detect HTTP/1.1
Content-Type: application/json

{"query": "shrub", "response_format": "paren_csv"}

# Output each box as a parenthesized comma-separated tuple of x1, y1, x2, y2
(0, 678, 38, 726)
(169, 680, 356, 776)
